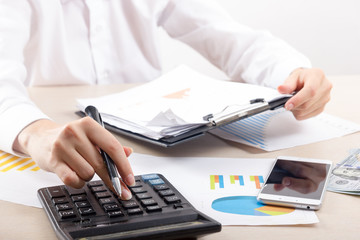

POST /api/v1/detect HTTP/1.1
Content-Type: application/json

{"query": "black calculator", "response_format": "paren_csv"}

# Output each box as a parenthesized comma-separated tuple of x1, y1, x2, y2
(38, 173, 221, 240)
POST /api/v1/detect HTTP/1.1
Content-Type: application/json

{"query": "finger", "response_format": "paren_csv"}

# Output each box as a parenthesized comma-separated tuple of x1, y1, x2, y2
(283, 177, 318, 194)
(120, 179, 132, 200)
(273, 183, 285, 191)
(60, 148, 96, 182)
(94, 162, 133, 200)
(277, 69, 303, 94)
(83, 118, 135, 186)
(54, 161, 85, 189)
(123, 146, 133, 157)
(55, 125, 97, 182)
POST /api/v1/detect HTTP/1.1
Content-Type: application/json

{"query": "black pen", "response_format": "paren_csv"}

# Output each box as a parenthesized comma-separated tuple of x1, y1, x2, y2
(85, 105, 122, 197)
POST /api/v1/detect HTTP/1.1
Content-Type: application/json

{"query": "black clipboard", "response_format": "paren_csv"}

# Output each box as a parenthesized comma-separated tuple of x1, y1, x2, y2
(76, 95, 291, 147)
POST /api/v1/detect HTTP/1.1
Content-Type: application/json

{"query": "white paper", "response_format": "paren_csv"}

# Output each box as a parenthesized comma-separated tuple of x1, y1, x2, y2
(210, 108, 360, 151)
(77, 65, 282, 139)
(130, 153, 319, 225)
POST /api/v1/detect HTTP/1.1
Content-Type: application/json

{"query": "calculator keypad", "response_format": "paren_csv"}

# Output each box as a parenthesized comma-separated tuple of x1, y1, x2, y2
(48, 174, 185, 221)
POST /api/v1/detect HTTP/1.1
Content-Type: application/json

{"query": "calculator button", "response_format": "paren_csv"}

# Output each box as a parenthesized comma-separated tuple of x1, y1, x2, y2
(122, 200, 139, 209)
(95, 191, 111, 199)
(75, 201, 91, 208)
(131, 187, 147, 194)
(146, 205, 162, 213)
(47, 186, 65, 198)
(87, 180, 103, 187)
(141, 199, 157, 206)
(158, 189, 174, 197)
(65, 186, 86, 196)
(56, 203, 73, 211)
(153, 184, 169, 191)
(72, 195, 87, 202)
(141, 174, 160, 181)
(91, 186, 107, 192)
(129, 181, 143, 188)
(164, 196, 181, 204)
(53, 197, 68, 205)
(78, 207, 95, 216)
(108, 210, 124, 218)
(103, 203, 121, 212)
(99, 198, 116, 205)
(135, 193, 152, 199)
(127, 208, 143, 215)
(148, 179, 165, 185)
(59, 210, 76, 219)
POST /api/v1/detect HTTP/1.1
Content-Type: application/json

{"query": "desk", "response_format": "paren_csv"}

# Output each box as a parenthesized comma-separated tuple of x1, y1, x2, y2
(1, 76, 359, 240)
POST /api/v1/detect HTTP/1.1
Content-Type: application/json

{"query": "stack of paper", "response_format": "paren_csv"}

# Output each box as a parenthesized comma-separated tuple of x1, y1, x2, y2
(77, 65, 282, 140)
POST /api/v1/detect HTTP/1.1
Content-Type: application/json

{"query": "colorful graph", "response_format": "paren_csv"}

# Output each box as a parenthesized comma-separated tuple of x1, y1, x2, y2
(210, 174, 263, 190)
(250, 175, 264, 189)
(230, 175, 244, 186)
(0, 151, 40, 172)
(212, 196, 294, 216)
(210, 175, 224, 190)
(219, 110, 280, 150)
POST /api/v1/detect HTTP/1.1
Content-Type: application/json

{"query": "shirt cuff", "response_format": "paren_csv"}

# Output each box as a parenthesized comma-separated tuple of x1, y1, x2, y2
(0, 103, 49, 156)
(264, 59, 312, 89)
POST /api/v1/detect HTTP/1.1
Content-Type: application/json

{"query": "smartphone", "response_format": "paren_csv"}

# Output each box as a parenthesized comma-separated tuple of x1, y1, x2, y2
(257, 156, 333, 210)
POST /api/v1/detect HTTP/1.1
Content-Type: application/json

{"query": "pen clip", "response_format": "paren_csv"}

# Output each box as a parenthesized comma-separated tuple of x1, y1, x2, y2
(85, 105, 104, 127)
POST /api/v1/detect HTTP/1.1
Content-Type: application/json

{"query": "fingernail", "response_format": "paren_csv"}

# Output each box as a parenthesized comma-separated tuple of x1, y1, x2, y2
(121, 187, 132, 200)
(286, 103, 294, 111)
(125, 173, 135, 186)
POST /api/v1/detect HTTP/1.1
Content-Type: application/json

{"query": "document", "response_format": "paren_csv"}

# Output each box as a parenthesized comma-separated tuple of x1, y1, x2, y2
(327, 148, 360, 195)
(76, 65, 283, 141)
(130, 153, 318, 225)
(210, 109, 360, 151)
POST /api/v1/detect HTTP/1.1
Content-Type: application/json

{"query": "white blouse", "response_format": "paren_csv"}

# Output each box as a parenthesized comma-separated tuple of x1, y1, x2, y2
(0, 0, 311, 154)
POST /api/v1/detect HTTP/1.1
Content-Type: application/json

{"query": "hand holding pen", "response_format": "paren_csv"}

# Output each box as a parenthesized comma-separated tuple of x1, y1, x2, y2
(85, 105, 135, 200)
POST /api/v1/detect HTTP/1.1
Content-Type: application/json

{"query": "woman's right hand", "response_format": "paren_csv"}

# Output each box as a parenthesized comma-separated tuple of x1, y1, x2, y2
(14, 118, 135, 200)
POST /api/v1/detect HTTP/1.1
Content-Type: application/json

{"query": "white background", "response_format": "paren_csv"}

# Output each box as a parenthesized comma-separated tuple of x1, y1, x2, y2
(160, 0, 360, 78)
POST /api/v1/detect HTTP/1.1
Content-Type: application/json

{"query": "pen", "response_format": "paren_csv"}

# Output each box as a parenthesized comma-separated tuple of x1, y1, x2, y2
(85, 105, 122, 197)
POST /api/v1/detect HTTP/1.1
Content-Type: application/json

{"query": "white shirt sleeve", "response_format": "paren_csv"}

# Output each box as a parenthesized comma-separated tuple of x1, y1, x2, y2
(160, 0, 312, 88)
(0, 2, 49, 155)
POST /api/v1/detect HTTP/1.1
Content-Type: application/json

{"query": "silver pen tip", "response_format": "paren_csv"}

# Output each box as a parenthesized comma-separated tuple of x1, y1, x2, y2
(112, 177, 122, 197)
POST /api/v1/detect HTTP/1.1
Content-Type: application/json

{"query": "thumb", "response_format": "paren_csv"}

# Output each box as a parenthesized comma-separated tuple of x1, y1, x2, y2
(277, 70, 302, 94)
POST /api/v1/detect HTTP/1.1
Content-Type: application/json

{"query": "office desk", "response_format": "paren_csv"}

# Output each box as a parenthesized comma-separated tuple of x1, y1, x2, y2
(1, 76, 359, 240)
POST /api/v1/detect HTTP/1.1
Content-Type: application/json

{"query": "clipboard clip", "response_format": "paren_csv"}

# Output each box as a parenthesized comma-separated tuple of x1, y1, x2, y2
(203, 95, 292, 126)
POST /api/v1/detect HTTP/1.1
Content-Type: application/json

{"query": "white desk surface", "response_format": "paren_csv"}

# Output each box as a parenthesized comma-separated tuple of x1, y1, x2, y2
(1, 75, 359, 239)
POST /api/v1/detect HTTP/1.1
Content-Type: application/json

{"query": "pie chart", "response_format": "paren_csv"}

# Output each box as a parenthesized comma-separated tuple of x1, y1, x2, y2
(211, 196, 294, 216)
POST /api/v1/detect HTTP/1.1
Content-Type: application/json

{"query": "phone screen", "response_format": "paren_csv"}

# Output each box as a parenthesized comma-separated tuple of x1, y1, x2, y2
(261, 158, 332, 200)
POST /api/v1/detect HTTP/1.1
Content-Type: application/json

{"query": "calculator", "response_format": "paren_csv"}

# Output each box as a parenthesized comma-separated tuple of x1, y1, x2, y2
(37, 173, 221, 240)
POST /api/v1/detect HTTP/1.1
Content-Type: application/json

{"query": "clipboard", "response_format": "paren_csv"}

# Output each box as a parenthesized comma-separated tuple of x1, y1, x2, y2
(76, 95, 292, 147)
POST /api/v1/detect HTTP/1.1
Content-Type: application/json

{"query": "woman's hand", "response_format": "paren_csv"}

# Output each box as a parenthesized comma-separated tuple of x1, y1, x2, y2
(15, 117, 135, 200)
(278, 68, 332, 120)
